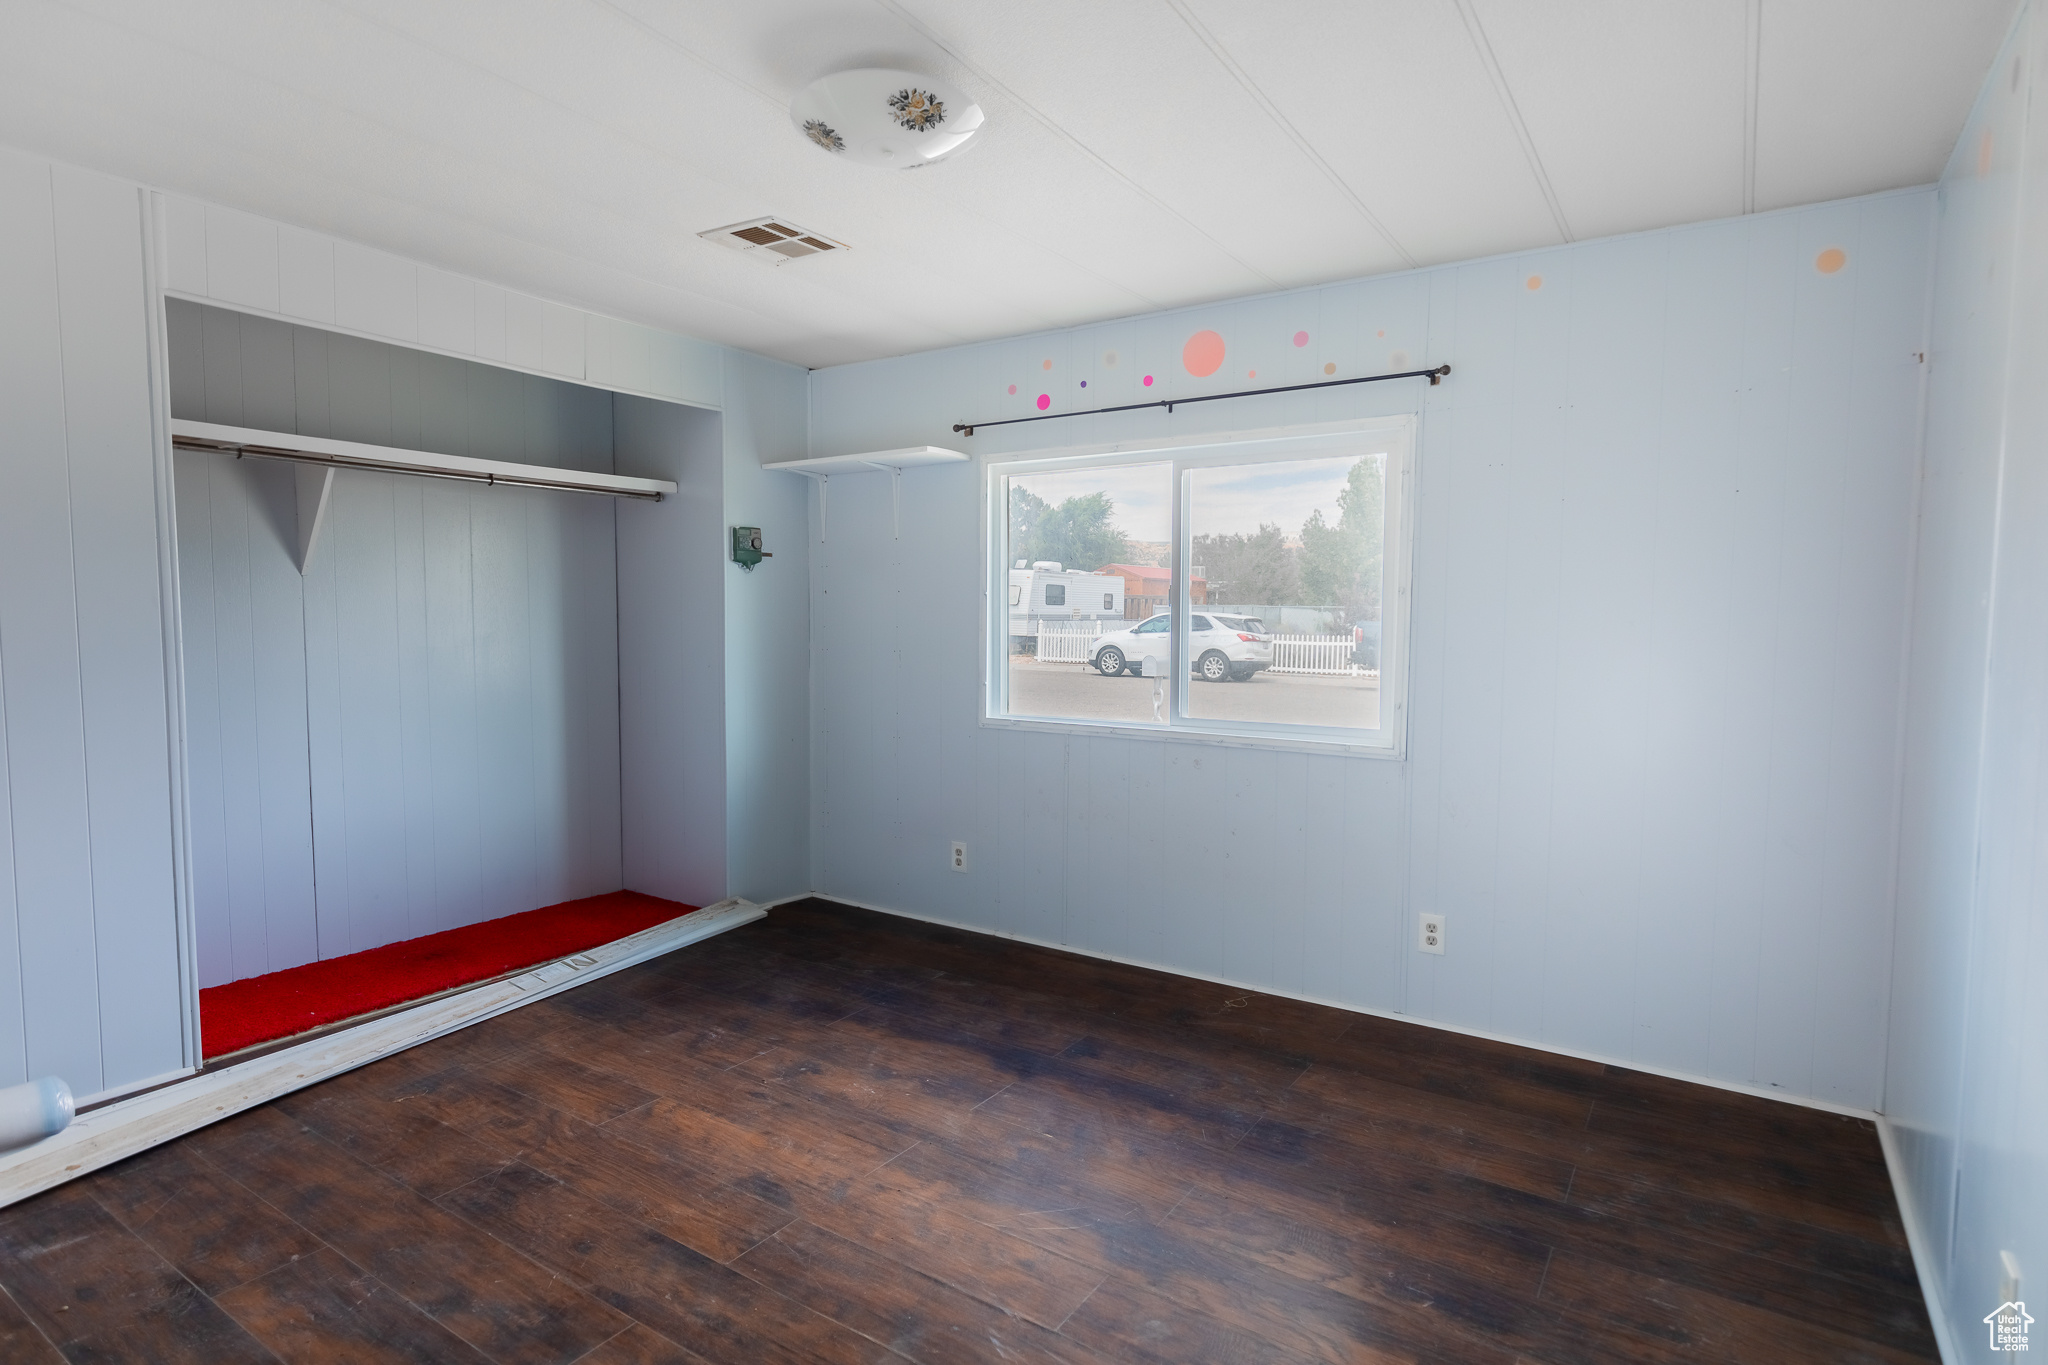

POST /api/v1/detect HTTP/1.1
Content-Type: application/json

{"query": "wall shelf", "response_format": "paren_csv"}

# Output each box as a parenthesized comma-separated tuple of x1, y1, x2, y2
(763, 446, 967, 539)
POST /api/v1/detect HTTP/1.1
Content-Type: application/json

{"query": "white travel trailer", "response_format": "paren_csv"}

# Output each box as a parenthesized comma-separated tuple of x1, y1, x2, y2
(1008, 561, 1124, 641)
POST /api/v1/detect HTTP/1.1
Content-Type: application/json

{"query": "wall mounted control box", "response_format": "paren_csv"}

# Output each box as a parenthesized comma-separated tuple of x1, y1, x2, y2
(732, 526, 771, 570)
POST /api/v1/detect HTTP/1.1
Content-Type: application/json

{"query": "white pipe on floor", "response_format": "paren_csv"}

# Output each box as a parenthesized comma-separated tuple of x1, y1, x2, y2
(0, 1078, 73, 1151)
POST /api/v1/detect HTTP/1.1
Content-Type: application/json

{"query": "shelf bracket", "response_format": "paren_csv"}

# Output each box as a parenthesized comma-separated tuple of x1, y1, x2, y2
(295, 464, 335, 574)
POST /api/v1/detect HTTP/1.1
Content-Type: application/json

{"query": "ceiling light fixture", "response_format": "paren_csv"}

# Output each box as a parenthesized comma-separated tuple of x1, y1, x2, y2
(789, 68, 985, 169)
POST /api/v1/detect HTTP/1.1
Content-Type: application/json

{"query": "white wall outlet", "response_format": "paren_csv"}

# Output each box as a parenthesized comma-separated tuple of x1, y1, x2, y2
(1418, 913, 1445, 954)
(950, 841, 967, 873)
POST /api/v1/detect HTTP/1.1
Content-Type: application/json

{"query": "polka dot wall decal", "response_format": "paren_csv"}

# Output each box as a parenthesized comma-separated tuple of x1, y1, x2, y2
(1036, 394, 1051, 410)
(1007, 384, 1016, 395)
(1390, 350, 1409, 368)
(1324, 362, 1336, 375)
(1080, 380, 1088, 388)
(1248, 370, 1256, 379)
(1103, 350, 1119, 366)
(1376, 330, 1384, 338)
(1143, 375, 1154, 386)
(1816, 248, 1847, 275)
(1042, 359, 1053, 370)
(1182, 329, 1226, 378)
(1293, 331, 1309, 347)
(1526, 274, 1543, 290)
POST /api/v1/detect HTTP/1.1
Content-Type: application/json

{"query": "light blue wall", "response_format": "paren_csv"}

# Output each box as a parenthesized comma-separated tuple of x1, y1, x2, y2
(807, 187, 1936, 1111)
(616, 395, 726, 908)
(169, 301, 625, 987)
(1889, 3, 2048, 1351)
(721, 350, 812, 903)
(0, 150, 187, 1099)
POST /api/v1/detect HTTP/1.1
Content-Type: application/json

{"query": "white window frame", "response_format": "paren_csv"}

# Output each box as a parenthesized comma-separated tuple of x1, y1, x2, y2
(982, 417, 1415, 758)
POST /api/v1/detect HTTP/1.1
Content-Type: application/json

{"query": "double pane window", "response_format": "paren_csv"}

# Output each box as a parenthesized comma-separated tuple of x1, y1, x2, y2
(985, 421, 1412, 754)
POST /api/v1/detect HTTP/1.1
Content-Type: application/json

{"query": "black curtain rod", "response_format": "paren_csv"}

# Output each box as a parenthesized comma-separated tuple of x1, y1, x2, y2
(952, 363, 1449, 436)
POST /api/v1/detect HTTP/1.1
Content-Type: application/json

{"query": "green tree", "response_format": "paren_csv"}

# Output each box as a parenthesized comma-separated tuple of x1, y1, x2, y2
(1296, 454, 1386, 620)
(1009, 487, 1129, 570)
(1194, 522, 1299, 604)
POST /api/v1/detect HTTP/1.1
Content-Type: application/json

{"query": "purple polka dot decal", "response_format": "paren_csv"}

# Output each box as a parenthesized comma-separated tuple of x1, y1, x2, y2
(1080, 380, 1088, 388)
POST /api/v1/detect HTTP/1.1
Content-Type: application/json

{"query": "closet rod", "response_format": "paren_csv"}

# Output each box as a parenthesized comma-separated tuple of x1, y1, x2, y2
(169, 419, 675, 501)
(952, 364, 1450, 436)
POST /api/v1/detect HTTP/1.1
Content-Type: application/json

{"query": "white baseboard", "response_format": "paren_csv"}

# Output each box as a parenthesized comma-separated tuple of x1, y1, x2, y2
(796, 890, 1881, 1120)
(1876, 1116, 1961, 1365)
(0, 898, 765, 1208)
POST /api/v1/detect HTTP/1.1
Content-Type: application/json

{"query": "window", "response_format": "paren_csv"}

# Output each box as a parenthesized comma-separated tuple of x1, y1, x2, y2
(1009, 584, 1022, 606)
(1045, 584, 1066, 606)
(985, 420, 1411, 754)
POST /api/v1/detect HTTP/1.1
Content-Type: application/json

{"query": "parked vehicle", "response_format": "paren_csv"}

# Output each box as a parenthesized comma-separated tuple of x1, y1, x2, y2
(1009, 561, 1124, 644)
(1088, 612, 1272, 681)
(1351, 620, 1382, 669)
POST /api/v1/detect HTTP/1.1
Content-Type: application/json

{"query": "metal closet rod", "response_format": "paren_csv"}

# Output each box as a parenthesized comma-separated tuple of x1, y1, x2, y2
(172, 436, 667, 501)
(952, 363, 1451, 435)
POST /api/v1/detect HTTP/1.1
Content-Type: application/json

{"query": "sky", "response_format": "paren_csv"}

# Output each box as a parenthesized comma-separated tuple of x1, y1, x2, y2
(1011, 454, 1366, 545)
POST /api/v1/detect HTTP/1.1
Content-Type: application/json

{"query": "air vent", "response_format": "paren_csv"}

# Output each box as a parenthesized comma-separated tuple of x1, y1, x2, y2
(699, 217, 849, 265)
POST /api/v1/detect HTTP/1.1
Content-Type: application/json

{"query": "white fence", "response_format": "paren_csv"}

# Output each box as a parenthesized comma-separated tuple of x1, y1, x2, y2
(1034, 620, 1105, 663)
(1271, 633, 1375, 677)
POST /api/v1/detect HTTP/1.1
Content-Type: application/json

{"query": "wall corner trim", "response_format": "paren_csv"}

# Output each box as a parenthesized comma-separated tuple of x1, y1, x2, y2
(1878, 1116, 1964, 1364)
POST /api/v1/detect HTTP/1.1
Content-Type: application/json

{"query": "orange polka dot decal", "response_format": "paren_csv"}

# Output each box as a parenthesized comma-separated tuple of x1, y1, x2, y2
(1526, 274, 1543, 291)
(1323, 362, 1336, 375)
(1816, 248, 1847, 275)
(1182, 330, 1225, 378)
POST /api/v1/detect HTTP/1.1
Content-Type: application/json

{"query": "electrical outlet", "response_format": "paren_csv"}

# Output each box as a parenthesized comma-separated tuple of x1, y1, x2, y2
(950, 841, 967, 873)
(1418, 913, 1445, 954)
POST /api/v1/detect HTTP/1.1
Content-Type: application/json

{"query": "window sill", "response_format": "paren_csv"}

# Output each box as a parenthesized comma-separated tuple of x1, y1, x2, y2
(978, 711, 1404, 759)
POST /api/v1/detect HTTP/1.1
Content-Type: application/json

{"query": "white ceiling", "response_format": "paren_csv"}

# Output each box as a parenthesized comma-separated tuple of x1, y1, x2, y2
(0, 0, 2017, 368)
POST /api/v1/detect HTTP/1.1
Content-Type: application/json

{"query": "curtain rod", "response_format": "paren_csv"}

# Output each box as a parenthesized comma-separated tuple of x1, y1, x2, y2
(952, 363, 1450, 436)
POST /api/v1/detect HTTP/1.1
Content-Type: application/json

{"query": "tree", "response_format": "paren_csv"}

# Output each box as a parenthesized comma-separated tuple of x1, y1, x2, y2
(1296, 454, 1386, 620)
(1009, 487, 1129, 570)
(1193, 522, 1299, 604)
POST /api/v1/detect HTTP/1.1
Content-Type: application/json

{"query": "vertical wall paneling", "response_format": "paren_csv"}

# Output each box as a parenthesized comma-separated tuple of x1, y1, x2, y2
(806, 188, 1937, 1112)
(170, 302, 626, 983)
(721, 351, 813, 903)
(616, 395, 727, 907)
(1889, 4, 2048, 1355)
(0, 152, 191, 1099)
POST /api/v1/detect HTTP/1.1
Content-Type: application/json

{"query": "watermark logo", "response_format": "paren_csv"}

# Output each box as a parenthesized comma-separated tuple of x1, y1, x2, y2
(1985, 1300, 2033, 1352)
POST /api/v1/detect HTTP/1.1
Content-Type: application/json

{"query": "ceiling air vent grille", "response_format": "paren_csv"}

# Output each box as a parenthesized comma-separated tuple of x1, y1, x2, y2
(700, 217, 849, 264)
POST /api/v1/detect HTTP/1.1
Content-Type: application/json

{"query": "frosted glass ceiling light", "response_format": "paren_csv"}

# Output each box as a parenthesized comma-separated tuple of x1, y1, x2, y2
(791, 68, 985, 169)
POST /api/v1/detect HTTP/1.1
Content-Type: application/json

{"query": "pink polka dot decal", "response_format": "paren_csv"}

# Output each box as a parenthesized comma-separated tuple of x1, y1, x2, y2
(1293, 331, 1309, 347)
(1036, 394, 1051, 410)
(1042, 359, 1053, 370)
(1182, 330, 1225, 378)
(1007, 384, 1016, 395)
(1143, 375, 1154, 386)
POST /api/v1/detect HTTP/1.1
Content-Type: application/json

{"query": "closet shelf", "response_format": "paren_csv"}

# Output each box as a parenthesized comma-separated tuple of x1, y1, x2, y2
(169, 419, 678, 501)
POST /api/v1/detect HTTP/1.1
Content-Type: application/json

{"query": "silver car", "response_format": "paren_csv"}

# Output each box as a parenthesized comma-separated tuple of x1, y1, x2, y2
(1089, 612, 1273, 682)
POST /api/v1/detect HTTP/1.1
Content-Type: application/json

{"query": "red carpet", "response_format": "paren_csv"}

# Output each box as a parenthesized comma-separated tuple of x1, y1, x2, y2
(199, 890, 697, 1059)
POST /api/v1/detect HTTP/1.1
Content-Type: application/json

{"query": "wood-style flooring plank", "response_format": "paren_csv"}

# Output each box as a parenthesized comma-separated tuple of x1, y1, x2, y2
(0, 897, 1936, 1363)
(0, 1181, 275, 1363)
(440, 1163, 894, 1365)
(213, 1246, 494, 1364)
(87, 1139, 324, 1296)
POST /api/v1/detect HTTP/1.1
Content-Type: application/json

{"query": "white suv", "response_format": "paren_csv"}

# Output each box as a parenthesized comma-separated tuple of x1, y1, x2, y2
(1090, 613, 1273, 682)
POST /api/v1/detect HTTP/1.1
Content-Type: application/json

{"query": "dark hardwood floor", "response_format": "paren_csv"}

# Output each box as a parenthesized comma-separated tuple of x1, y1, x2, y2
(0, 898, 1934, 1363)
